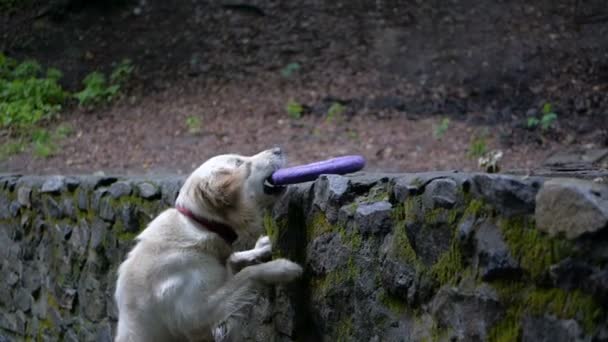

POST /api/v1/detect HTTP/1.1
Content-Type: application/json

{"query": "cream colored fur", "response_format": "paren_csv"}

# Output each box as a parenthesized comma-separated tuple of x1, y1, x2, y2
(114, 148, 302, 342)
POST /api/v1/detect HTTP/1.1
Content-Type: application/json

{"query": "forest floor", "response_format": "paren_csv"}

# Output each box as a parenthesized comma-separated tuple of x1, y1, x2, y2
(1, 0, 607, 176)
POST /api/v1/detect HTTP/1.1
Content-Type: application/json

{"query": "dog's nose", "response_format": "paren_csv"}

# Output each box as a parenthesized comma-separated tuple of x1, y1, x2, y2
(270, 147, 282, 156)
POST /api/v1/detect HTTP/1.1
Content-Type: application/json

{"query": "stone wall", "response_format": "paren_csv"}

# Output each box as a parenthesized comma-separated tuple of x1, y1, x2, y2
(1, 172, 607, 341)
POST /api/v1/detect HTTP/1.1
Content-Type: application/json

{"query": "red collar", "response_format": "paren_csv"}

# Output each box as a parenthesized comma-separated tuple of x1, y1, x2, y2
(175, 204, 238, 245)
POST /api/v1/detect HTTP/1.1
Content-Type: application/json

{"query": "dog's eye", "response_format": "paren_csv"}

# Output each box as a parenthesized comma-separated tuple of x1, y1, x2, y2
(233, 159, 243, 167)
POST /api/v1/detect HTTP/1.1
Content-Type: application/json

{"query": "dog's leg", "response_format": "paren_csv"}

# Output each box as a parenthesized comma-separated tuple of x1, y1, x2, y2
(227, 235, 272, 274)
(183, 258, 302, 341)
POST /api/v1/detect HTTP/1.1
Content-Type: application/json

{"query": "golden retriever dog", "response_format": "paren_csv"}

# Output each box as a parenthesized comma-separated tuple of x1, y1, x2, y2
(114, 148, 303, 342)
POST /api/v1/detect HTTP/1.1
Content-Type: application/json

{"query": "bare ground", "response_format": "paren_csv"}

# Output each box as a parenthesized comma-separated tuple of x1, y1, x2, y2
(1, 0, 607, 175)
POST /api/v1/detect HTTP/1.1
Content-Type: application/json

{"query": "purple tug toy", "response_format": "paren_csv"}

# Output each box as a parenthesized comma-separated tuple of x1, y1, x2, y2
(264, 155, 365, 193)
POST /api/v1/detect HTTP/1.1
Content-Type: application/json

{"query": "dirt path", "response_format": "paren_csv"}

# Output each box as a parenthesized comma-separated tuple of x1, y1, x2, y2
(1, 0, 606, 175)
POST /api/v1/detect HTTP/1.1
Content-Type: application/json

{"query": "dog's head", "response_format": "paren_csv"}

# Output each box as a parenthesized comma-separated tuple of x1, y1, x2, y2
(175, 148, 287, 240)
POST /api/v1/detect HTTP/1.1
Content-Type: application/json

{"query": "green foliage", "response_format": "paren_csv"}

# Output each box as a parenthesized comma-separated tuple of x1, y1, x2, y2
(0, 54, 67, 130)
(491, 281, 604, 336)
(74, 72, 118, 106)
(430, 238, 464, 285)
(499, 217, 573, 280)
(526, 117, 540, 129)
(286, 99, 303, 119)
(0, 139, 25, 159)
(74, 59, 133, 106)
(433, 117, 450, 140)
(468, 134, 487, 159)
(29, 124, 73, 158)
(185, 115, 202, 134)
(526, 103, 558, 131)
(326, 102, 345, 123)
(280, 62, 300, 78)
(110, 59, 134, 85)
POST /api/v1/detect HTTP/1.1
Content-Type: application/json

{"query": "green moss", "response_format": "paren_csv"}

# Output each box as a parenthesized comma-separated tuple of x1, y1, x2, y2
(499, 217, 574, 280)
(491, 281, 604, 335)
(430, 238, 464, 285)
(310, 257, 359, 297)
(392, 221, 423, 270)
(335, 316, 353, 342)
(263, 212, 279, 242)
(47, 293, 59, 310)
(338, 225, 362, 250)
(307, 212, 334, 239)
(428, 321, 451, 342)
(463, 198, 489, 218)
(379, 290, 408, 315)
(364, 186, 389, 203)
(488, 307, 521, 342)
(526, 288, 602, 333)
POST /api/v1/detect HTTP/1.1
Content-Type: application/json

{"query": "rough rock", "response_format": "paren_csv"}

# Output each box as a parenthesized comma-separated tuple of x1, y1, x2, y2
(108, 182, 132, 199)
(429, 285, 503, 341)
(16, 187, 31, 208)
(41, 176, 65, 194)
(536, 178, 608, 239)
(44, 196, 63, 219)
(549, 258, 594, 291)
(380, 258, 418, 303)
(521, 315, 585, 342)
(98, 197, 115, 222)
(473, 174, 540, 216)
(423, 178, 459, 209)
(136, 182, 160, 199)
(120, 204, 140, 233)
(474, 221, 520, 281)
(354, 201, 392, 236)
(313, 175, 351, 222)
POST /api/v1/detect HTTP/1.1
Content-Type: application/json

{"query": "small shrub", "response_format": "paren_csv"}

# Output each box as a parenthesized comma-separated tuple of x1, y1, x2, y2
(280, 62, 300, 78)
(185, 115, 202, 134)
(526, 103, 558, 131)
(433, 117, 450, 139)
(468, 134, 488, 159)
(326, 102, 345, 123)
(0, 139, 26, 160)
(286, 100, 303, 119)
(74, 59, 134, 107)
(29, 124, 73, 158)
(110, 59, 134, 85)
(31, 128, 55, 158)
(0, 54, 67, 130)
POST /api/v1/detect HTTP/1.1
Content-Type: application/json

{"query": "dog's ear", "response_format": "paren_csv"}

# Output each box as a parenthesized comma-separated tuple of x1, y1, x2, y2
(197, 168, 242, 211)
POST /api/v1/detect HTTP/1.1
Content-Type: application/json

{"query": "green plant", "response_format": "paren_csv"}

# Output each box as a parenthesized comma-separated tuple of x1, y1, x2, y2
(0, 54, 67, 130)
(0, 139, 26, 160)
(110, 59, 134, 86)
(326, 102, 345, 123)
(468, 134, 488, 159)
(185, 115, 202, 134)
(28, 124, 73, 158)
(346, 129, 359, 141)
(74, 59, 133, 107)
(286, 100, 303, 119)
(280, 62, 300, 78)
(74, 72, 118, 106)
(31, 128, 55, 157)
(526, 103, 558, 131)
(433, 117, 450, 139)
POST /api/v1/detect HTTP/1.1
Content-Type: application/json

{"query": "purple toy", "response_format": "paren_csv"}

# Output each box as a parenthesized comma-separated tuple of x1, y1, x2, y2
(270, 155, 366, 186)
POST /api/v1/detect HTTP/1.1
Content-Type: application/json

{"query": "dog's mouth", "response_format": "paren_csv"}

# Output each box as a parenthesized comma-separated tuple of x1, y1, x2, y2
(263, 177, 286, 195)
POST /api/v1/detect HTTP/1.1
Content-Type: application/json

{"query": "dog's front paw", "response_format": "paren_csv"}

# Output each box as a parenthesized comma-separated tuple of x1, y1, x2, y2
(257, 258, 303, 284)
(255, 235, 271, 250)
